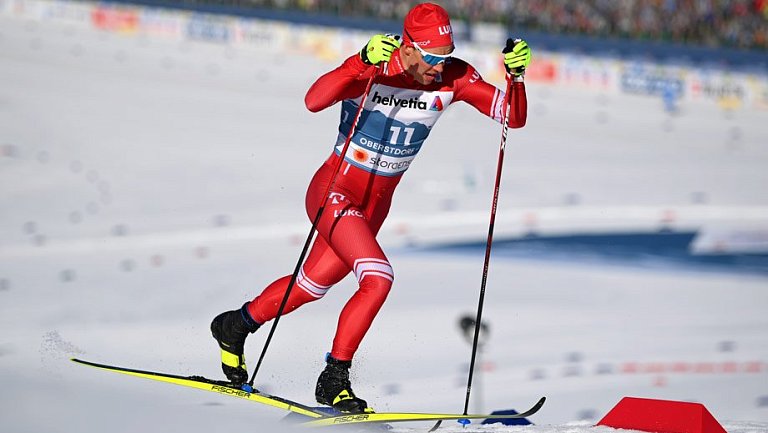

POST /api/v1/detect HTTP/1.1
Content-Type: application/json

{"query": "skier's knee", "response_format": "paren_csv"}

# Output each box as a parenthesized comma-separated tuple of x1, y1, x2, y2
(353, 257, 394, 293)
(353, 258, 394, 284)
(296, 267, 332, 299)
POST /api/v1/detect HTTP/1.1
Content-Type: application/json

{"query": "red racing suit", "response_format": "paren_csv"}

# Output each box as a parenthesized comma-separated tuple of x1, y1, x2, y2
(247, 48, 527, 361)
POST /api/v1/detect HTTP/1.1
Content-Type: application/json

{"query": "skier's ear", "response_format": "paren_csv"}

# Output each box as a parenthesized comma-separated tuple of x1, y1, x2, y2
(401, 44, 416, 60)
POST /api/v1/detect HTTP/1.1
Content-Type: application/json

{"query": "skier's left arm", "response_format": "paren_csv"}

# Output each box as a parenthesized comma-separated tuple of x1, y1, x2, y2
(453, 39, 532, 128)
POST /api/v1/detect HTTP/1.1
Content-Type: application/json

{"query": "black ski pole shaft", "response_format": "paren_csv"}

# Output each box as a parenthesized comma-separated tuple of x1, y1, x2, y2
(249, 65, 381, 386)
(430, 72, 516, 433)
(462, 72, 514, 415)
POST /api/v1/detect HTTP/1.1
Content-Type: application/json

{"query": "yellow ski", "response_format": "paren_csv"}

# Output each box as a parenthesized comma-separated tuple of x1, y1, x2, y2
(72, 358, 545, 428)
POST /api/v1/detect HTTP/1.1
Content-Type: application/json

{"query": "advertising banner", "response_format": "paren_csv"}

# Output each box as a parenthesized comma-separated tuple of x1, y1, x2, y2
(2, 0, 764, 113)
(138, 7, 183, 41)
(185, 13, 232, 43)
(91, 4, 139, 33)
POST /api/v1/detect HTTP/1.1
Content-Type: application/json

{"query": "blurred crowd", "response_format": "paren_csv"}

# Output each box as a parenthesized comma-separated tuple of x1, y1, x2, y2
(178, 0, 768, 50)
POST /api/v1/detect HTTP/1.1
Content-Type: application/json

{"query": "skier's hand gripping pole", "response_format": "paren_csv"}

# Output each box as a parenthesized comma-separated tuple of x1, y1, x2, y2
(360, 34, 401, 65)
(248, 65, 383, 387)
(503, 38, 531, 77)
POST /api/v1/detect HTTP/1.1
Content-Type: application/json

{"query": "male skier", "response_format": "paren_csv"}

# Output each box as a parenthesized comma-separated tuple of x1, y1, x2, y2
(211, 2, 532, 414)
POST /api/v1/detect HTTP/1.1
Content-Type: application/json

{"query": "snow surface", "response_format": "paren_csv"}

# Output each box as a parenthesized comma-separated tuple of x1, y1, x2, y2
(1, 14, 767, 433)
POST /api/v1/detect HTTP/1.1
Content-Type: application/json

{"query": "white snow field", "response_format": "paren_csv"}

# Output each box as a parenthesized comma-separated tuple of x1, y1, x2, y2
(1, 10, 767, 433)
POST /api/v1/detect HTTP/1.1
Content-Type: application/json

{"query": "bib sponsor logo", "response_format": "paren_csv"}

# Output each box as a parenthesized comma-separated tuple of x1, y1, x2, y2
(429, 96, 444, 111)
(370, 157, 412, 172)
(372, 91, 428, 110)
(353, 149, 369, 163)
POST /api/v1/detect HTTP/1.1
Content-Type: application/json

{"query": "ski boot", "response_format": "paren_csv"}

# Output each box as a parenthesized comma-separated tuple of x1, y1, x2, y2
(210, 303, 260, 384)
(315, 354, 374, 414)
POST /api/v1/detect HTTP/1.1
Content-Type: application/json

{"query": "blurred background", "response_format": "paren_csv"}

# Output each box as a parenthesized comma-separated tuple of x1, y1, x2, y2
(1, 1, 767, 432)
(142, 0, 768, 50)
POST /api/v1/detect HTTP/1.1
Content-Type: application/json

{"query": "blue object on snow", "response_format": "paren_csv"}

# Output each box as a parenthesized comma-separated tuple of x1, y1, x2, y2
(240, 383, 254, 393)
(481, 409, 533, 426)
(458, 418, 471, 426)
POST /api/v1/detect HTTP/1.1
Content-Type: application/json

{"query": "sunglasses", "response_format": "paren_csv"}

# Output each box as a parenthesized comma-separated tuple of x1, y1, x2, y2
(404, 30, 452, 66)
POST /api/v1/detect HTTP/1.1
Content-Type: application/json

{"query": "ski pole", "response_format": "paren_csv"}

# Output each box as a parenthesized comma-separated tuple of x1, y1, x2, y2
(430, 71, 516, 432)
(463, 70, 516, 418)
(248, 65, 382, 387)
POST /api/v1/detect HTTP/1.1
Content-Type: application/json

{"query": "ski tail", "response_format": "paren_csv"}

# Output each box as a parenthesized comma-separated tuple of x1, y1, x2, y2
(301, 396, 546, 427)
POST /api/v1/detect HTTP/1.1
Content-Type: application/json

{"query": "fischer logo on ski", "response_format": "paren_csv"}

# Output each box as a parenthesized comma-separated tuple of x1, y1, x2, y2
(333, 414, 371, 424)
(211, 385, 251, 398)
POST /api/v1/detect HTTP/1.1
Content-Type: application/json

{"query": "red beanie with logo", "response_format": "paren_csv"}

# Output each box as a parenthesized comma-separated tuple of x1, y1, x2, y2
(403, 3, 454, 49)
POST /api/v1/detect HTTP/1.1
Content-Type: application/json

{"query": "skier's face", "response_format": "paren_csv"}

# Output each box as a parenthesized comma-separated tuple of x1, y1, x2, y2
(401, 44, 453, 85)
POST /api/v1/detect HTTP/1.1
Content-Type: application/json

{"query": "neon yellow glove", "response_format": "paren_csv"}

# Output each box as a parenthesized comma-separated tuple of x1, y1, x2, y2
(360, 34, 401, 65)
(503, 38, 532, 76)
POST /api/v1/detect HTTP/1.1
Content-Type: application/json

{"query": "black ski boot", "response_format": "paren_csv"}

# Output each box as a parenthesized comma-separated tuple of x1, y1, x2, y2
(315, 354, 373, 414)
(210, 303, 260, 384)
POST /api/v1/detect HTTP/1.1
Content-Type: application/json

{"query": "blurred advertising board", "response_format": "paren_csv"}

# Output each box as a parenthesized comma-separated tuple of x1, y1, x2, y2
(185, 13, 231, 43)
(3, 0, 765, 112)
(91, 4, 139, 33)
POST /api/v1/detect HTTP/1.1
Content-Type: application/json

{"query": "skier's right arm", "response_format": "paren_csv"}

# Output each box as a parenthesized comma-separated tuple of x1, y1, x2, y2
(305, 55, 372, 112)
(304, 35, 400, 113)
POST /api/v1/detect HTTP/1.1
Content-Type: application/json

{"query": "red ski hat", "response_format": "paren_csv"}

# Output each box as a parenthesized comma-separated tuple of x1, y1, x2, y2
(402, 3, 454, 49)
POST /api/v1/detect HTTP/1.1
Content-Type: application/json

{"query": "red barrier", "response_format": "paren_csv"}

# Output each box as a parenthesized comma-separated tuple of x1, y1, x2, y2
(597, 397, 726, 433)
